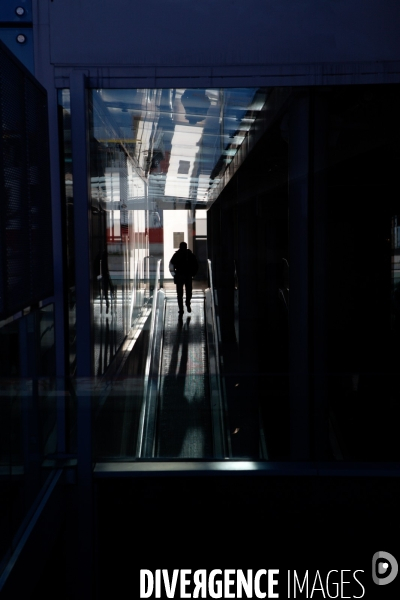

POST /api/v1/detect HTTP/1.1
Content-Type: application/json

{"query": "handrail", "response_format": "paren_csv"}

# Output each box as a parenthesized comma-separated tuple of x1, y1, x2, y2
(136, 259, 163, 457)
(40, 323, 55, 340)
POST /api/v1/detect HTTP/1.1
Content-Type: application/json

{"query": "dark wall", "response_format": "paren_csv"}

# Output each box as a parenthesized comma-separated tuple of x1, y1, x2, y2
(208, 84, 400, 461)
(208, 114, 289, 458)
(320, 85, 400, 460)
(45, 1, 400, 67)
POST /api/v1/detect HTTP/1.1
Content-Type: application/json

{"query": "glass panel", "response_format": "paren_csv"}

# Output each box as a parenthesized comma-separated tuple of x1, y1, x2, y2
(84, 85, 400, 464)
(88, 88, 268, 381)
(88, 87, 282, 461)
(90, 95, 150, 376)
(0, 305, 57, 563)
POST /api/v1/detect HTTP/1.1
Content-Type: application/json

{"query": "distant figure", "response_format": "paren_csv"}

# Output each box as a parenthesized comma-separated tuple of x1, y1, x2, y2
(169, 241, 198, 315)
(95, 248, 115, 314)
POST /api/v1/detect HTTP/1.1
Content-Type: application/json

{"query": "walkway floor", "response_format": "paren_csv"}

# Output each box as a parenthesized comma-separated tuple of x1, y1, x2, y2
(155, 290, 213, 458)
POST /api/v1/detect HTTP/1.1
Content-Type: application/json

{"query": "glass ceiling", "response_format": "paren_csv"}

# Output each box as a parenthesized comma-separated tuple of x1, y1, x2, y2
(90, 88, 268, 207)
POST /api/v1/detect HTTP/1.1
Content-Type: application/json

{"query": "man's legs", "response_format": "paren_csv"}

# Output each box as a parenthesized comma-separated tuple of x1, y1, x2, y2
(185, 277, 193, 311)
(176, 281, 184, 313)
(103, 281, 110, 313)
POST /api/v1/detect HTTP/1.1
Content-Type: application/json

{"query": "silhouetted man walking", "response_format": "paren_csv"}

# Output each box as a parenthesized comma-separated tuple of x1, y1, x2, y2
(169, 241, 198, 315)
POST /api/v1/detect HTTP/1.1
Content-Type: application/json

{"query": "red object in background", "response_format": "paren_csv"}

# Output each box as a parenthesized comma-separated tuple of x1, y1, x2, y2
(149, 227, 164, 244)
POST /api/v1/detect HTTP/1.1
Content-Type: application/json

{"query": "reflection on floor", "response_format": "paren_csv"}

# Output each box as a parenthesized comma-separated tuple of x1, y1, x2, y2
(155, 290, 213, 458)
(94, 283, 212, 460)
(93, 287, 149, 376)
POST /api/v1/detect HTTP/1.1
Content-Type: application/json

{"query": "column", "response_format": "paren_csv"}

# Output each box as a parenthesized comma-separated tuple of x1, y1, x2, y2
(70, 70, 94, 598)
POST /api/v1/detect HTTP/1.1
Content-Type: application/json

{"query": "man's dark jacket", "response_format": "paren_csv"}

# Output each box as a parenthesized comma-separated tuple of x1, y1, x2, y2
(169, 248, 198, 282)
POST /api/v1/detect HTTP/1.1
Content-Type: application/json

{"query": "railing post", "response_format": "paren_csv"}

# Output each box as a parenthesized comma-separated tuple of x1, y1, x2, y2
(70, 70, 92, 378)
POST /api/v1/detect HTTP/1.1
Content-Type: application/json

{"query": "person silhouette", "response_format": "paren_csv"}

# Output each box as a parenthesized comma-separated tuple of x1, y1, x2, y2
(95, 248, 115, 314)
(169, 241, 198, 315)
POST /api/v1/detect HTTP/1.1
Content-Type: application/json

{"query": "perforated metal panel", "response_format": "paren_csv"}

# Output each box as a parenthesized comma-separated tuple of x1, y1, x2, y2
(0, 40, 53, 318)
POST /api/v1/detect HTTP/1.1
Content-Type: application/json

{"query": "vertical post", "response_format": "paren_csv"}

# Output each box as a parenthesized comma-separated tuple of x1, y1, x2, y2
(288, 93, 311, 460)
(32, 0, 67, 450)
(70, 70, 93, 378)
(70, 70, 94, 598)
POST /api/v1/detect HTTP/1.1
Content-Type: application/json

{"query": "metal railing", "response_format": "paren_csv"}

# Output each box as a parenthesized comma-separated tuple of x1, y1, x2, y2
(136, 259, 164, 457)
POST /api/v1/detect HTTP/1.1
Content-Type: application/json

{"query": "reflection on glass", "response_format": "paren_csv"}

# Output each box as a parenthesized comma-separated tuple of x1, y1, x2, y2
(0, 303, 57, 560)
(91, 88, 265, 205)
(89, 88, 266, 376)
